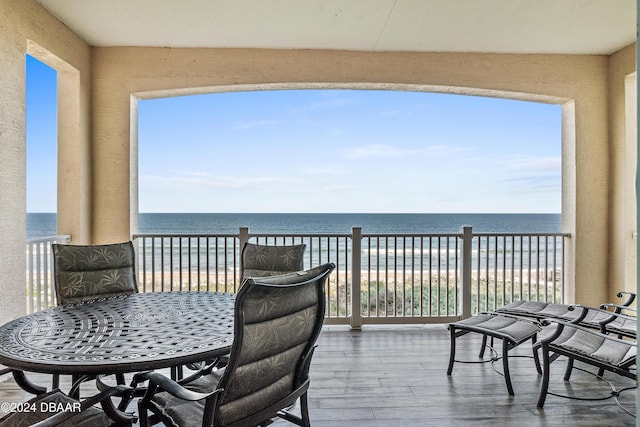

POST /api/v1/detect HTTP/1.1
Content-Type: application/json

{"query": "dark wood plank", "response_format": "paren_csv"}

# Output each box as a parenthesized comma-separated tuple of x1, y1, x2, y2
(0, 325, 635, 426)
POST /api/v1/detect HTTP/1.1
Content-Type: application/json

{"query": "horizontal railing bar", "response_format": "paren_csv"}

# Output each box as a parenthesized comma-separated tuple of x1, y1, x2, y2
(248, 233, 351, 238)
(132, 233, 237, 238)
(135, 232, 475, 239)
(363, 233, 462, 238)
(473, 232, 570, 237)
(27, 235, 71, 244)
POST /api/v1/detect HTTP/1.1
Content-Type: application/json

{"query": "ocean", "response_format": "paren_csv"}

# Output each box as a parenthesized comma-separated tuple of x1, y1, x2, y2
(27, 212, 561, 239)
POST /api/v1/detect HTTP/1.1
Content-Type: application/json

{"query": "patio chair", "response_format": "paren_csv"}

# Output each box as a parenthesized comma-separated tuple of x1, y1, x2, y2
(535, 314, 637, 409)
(546, 304, 637, 380)
(52, 241, 138, 305)
(0, 383, 137, 427)
(188, 246, 315, 379)
(495, 291, 636, 330)
(136, 262, 336, 427)
(51, 241, 138, 390)
(240, 242, 306, 283)
(597, 303, 637, 339)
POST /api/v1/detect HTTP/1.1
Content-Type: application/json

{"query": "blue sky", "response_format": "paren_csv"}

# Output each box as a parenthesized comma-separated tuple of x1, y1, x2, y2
(26, 55, 58, 213)
(27, 55, 562, 214)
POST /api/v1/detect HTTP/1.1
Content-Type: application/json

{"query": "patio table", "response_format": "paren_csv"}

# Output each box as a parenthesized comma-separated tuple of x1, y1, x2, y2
(0, 291, 234, 394)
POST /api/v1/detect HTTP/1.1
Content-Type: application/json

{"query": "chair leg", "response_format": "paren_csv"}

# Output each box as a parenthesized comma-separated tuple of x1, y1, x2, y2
(537, 345, 551, 408)
(138, 402, 149, 427)
(479, 334, 488, 358)
(502, 339, 514, 396)
(531, 336, 542, 375)
(447, 328, 457, 375)
(12, 370, 47, 395)
(563, 358, 574, 381)
(300, 392, 311, 427)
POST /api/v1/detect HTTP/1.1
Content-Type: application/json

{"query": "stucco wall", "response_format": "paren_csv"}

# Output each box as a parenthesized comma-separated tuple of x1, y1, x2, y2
(608, 44, 637, 302)
(0, 1, 634, 322)
(92, 47, 612, 306)
(0, 0, 91, 323)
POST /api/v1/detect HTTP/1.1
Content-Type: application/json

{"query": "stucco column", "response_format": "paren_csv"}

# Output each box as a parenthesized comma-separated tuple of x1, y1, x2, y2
(0, 35, 28, 323)
(0, 1, 91, 323)
(91, 76, 133, 243)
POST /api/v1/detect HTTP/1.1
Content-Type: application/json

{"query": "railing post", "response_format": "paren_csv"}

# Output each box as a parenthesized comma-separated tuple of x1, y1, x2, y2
(239, 227, 249, 247)
(460, 226, 473, 319)
(238, 227, 249, 278)
(350, 227, 363, 330)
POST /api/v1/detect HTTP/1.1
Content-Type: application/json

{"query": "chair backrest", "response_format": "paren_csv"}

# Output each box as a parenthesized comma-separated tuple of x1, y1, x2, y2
(214, 262, 335, 426)
(240, 242, 306, 282)
(52, 241, 138, 305)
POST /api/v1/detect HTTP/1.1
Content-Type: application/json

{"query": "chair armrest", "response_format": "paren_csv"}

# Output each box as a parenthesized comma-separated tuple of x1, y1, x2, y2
(570, 304, 636, 331)
(565, 304, 593, 324)
(134, 371, 222, 402)
(616, 291, 636, 306)
(177, 357, 225, 385)
(599, 303, 637, 314)
(573, 304, 637, 326)
(540, 318, 637, 348)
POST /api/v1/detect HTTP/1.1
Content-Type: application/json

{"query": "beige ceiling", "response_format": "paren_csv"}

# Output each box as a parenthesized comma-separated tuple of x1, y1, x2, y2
(37, 0, 636, 55)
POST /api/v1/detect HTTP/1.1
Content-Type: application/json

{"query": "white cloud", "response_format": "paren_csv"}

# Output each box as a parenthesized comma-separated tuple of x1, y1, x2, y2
(342, 143, 473, 158)
(494, 155, 561, 195)
(503, 156, 561, 173)
(141, 172, 297, 190)
(322, 184, 353, 192)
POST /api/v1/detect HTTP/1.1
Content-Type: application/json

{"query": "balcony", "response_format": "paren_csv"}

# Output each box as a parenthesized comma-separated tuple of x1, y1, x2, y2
(1, 2, 637, 423)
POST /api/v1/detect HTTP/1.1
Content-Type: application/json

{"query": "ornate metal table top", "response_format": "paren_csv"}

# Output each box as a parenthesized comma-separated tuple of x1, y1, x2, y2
(0, 292, 235, 375)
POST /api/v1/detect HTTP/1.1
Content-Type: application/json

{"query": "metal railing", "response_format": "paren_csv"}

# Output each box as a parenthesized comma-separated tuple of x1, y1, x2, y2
(135, 234, 240, 293)
(26, 235, 71, 313)
(24, 229, 568, 324)
(471, 232, 566, 313)
(132, 226, 570, 327)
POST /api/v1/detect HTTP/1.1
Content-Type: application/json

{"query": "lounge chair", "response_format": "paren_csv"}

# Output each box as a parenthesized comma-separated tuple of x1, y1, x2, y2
(535, 313, 637, 409)
(495, 291, 636, 331)
(498, 294, 637, 384)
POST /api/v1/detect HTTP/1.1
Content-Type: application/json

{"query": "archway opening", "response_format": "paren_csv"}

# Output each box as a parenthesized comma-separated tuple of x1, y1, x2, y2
(26, 54, 57, 239)
(137, 89, 562, 234)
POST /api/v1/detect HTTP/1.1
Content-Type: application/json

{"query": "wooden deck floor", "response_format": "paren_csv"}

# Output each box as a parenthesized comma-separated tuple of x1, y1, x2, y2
(0, 325, 636, 426)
